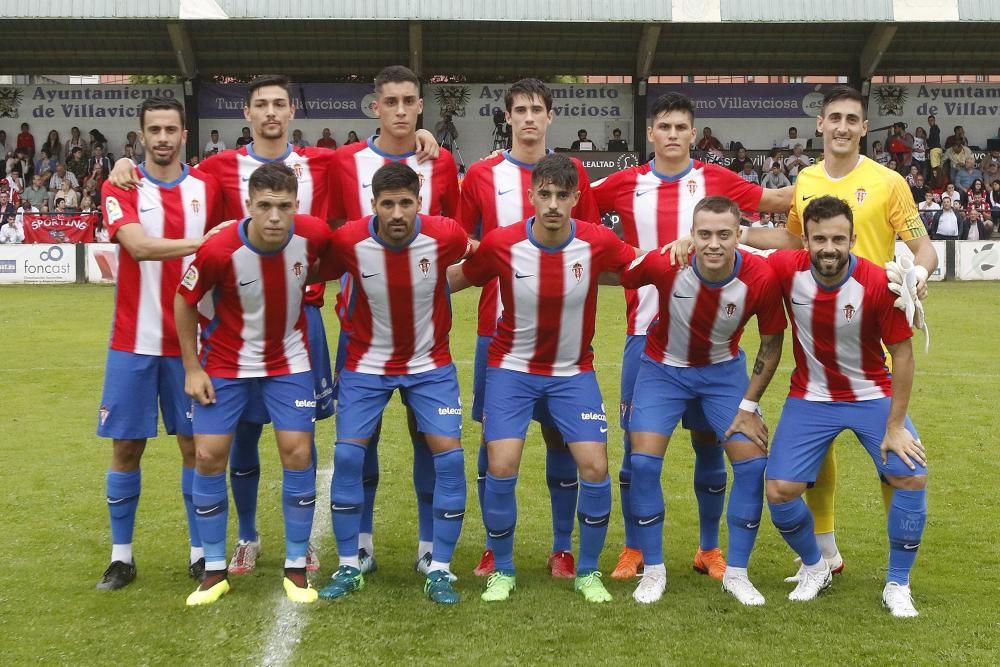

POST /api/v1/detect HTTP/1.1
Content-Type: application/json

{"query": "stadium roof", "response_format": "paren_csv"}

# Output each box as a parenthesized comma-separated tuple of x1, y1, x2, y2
(0, 1, 997, 79)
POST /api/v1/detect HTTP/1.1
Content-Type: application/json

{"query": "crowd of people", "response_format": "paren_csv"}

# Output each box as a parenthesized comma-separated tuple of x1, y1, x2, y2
(198, 126, 361, 162)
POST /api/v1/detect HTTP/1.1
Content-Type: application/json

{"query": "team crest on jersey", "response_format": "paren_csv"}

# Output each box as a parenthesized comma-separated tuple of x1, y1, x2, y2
(572, 262, 584, 282)
(293, 262, 304, 278)
(293, 163, 303, 180)
(724, 303, 737, 318)
(181, 265, 199, 290)
(99, 405, 110, 426)
(687, 180, 698, 194)
(418, 173, 426, 190)
(843, 304, 856, 322)
(855, 188, 867, 206)
(190, 198, 200, 213)
(418, 257, 430, 277)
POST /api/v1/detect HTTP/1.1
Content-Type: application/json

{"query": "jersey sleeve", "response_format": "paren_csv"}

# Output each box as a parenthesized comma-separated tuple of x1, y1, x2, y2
(619, 250, 660, 289)
(442, 217, 473, 265)
(315, 225, 351, 282)
(457, 168, 483, 236)
(712, 165, 764, 212)
(178, 240, 224, 307)
(573, 161, 601, 223)
(751, 261, 788, 336)
(438, 151, 461, 218)
(887, 172, 928, 242)
(599, 225, 638, 273)
(764, 249, 798, 287)
(100, 181, 139, 241)
(785, 187, 803, 237)
(461, 232, 499, 287)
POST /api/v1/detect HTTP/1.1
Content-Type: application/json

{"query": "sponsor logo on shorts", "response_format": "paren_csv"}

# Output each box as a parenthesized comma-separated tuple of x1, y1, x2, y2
(295, 399, 317, 408)
(438, 406, 462, 415)
(99, 405, 110, 426)
(580, 411, 606, 422)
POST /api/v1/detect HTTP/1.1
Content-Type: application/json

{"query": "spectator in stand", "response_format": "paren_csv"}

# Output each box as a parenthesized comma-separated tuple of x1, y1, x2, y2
(989, 180, 1000, 229)
(66, 146, 88, 185)
(910, 174, 928, 204)
(56, 177, 79, 209)
(729, 146, 751, 173)
(5, 167, 24, 202)
(911, 127, 928, 177)
(16, 123, 35, 158)
(49, 163, 80, 200)
(34, 149, 57, 182)
(89, 129, 108, 154)
(927, 115, 942, 169)
(65, 126, 87, 160)
(93, 217, 110, 243)
(316, 128, 338, 150)
(808, 129, 824, 150)
(887, 158, 898, 174)
(980, 150, 1000, 183)
(944, 183, 967, 209)
(14, 199, 35, 232)
(83, 160, 105, 202)
(41, 130, 62, 165)
(918, 191, 940, 230)
(291, 128, 308, 148)
(124, 130, 144, 163)
(87, 145, 112, 179)
(0, 214, 23, 243)
(784, 144, 810, 184)
(80, 194, 96, 215)
(761, 161, 791, 189)
(122, 145, 136, 162)
(570, 129, 595, 151)
(954, 158, 983, 193)
(204, 129, 226, 155)
(905, 165, 920, 187)
(0, 191, 16, 229)
(188, 155, 200, 166)
(944, 125, 966, 150)
(780, 126, 800, 150)
(607, 128, 628, 151)
(870, 140, 890, 166)
(53, 197, 67, 215)
(928, 165, 948, 198)
(967, 179, 990, 215)
(345, 130, 361, 145)
(22, 174, 47, 210)
(944, 138, 973, 181)
(9, 148, 32, 182)
(0, 130, 9, 160)
(696, 127, 723, 152)
(963, 208, 991, 240)
(930, 196, 962, 240)
(736, 160, 759, 185)
(763, 147, 785, 174)
(887, 122, 913, 171)
(235, 126, 253, 147)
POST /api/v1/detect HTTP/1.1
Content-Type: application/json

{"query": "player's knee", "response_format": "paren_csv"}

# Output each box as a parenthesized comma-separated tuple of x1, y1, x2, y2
(576, 459, 608, 483)
(886, 473, 927, 491)
(110, 439, 145, 471)
(766, 479, 804, 504)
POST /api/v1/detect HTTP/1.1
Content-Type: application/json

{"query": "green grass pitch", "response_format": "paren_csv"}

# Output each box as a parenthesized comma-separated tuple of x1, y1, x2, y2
(1, 282, 998, 665)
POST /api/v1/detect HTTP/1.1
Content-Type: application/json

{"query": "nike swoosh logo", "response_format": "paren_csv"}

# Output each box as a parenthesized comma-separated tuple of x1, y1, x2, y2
(498, 188, 516, 196)
(673, 292, 695, 299)
(239, 279, 258, 287)
(637, 516, 661, 526)
(361, 272, 380, 279)
(559, 481, 578, 488)
(297, 498, 316, 507)
(583, 517, 606, 526)
(232, 470, 256, 478)
(106, 497, 128, 504)
(195, 505, 221, 515)
(791, 298, 811, 306)
(745, 521, 760, 529)
(514, 272, 534, 279)
(708, 486, 726, 494)
(443, 511, 465, 519)
(777, 525, 798, 534)
(801, 194, 815, 201)
(487, 529, 513, 539)
(903, 543, 919, 550)
(362, 182, 372, 189)
(636, 189, 657, 197)
(139, 206, 159, 213)
(331, 504, 358, 511)
(599, 427, 608, 433)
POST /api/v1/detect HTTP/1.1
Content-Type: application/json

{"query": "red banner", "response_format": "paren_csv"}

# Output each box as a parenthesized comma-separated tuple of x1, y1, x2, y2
(23, 213, 97, 244)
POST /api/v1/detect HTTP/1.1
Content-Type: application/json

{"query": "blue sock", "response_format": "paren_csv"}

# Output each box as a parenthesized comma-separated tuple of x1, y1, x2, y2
(887, 487, 927, 585)
(310, 438, 319, 481)
(692, 439, 726, 551)
(282, 467, 316, 565)
(193, 471, 228, 570)
(431, 449, 466, 565)
(484, 473, 518, 574)
(630, 453, 665, 567)
(413, 438, 436, 545)
(106, 469, 141, 551)
(725, 457, 766, 568)
(360, 434, 379, 535)
(181, 466, 201, 548)
(477, 442, 491, 550)
(576, 477, 612, 575)
(229, 421, 262, 543)
(768, 497, 821, 566)
(331, 441, 365, 559)
(545, 447, 578, 553)
(620, 432, 638, 549)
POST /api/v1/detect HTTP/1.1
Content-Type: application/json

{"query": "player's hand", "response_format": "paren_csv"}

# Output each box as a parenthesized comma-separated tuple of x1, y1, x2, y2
(661, 235, 693, 267)
(108, 158, 141, 190)
(880, 426, 926, 470)
(204, 219, 237, 241)
(725, 410, 769, 452)
(414, 129, 440, 163)
(185, 368, 216, 406)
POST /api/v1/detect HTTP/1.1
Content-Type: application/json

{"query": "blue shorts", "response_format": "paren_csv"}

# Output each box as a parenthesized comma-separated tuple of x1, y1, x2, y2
(306, 304, 334, 420)
(628, 352, 750, 443)
(766, 397, 927, 482)
(97, 349, 192, 439)
(473, 334, 554, 427)
(193, 372, 316, 435)
(620, 335, 710, 434)
(483, 368, 607, 444)
(336, 364, 462, 441)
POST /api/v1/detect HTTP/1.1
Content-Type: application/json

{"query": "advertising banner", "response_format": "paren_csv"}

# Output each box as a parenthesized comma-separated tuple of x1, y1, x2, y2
(868, 84, 1000, 149)
(0, 243, 77, 284)
(647, 84, 832, 119)
(954, 240, 1000, 280)
(198, 83, 377, 120)
(86, 243, 119, 284)
(894, 240, 946, 282)
(22, 212, 97, 244)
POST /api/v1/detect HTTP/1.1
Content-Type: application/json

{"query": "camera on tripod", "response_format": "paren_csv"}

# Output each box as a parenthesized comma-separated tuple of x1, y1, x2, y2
(492, 108, 511, 151)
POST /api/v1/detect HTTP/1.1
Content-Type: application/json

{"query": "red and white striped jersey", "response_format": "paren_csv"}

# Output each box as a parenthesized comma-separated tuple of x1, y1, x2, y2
(197, 142, 338, 307)
(317, 215, 470, 375)
(592, 160, 763, 336)
(462, 219, 636, 377)
(458, 150, 601, 336)
(178, 215, 334, 378)
(102, 165, 223, 357)
(620, 248, 786, 367)
(767, 250, 912, 402)
(331, 137, 459, 222)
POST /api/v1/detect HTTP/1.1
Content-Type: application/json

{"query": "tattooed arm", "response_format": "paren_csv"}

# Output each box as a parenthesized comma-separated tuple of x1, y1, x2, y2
(724, 331, 784, 450)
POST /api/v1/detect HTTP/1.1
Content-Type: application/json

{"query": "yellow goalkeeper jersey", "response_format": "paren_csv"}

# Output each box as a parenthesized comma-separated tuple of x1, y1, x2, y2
(787, 156, 927, 265)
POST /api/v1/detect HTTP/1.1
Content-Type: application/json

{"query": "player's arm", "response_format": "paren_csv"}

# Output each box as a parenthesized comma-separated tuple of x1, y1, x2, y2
(757, 185, 793, 213)
(450, 235, 495, 292)
(600, 247, 647, 285)
(174, 292, 215, 406)
(725, 331, 783, 451)
(107, 158, 141, 190)
(881, 337, 926, 469)
(115, 223, 207, 261)
(414, 129, 440, 163)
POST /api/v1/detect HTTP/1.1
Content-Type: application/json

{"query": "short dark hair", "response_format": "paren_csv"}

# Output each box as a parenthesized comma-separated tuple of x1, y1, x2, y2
(371, 161, 420, 199)
(802, 195, 854, 236)
(505, 78, 553, 113)
(692, 195, 740, 226)
(140, 96, 185, 129)
(649, 92, 695, 123)
(820, 85, 865, 118)
(374, 66, 420, 95)
(55, 197, 65, 207)
(246, 75, 292, 106)
(248, 162, 298, 198)
(531, 153, 578, 190)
